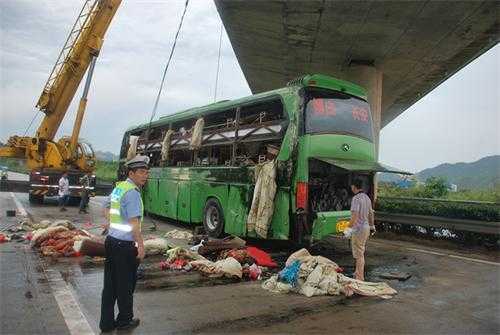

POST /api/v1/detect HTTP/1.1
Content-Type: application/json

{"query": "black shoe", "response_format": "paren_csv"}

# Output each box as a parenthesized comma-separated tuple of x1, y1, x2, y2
(117, 318, 140, 331)
(100, 326, 115, 333)
(60, 207, 67, 212)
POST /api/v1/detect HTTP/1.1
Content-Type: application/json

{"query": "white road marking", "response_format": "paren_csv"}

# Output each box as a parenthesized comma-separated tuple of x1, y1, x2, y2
(45, 268, 95, 335)
(447, 254, 500, 266)
(10, 192, 27, 217)
(8, 192, 95, 333)
(407, 247, 500, 266)
(406, 248, 446, 256)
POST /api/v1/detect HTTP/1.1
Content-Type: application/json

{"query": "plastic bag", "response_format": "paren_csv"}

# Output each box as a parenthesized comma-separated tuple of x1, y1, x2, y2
(278, 260, 301, 286)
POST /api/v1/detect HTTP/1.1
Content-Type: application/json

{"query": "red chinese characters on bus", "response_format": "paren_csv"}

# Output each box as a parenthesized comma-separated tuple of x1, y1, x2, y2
(352, 106, 369, 123)
(311, 99, 336, 116)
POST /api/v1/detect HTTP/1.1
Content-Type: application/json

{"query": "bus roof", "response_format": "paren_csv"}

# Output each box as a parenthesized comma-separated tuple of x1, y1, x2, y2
(126, 74, 367, 133)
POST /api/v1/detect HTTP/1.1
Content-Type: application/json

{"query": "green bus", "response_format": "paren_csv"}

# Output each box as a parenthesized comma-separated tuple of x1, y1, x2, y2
(119, 74, 406, 244)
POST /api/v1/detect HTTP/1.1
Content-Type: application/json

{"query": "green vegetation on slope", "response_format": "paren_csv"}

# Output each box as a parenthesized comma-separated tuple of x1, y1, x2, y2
(0, 158, 28, 174)
(379, 178, 500, 203)
(94, 160, 119, 183)
(0, 158, 118, 183)
(416, 155, 500, 190)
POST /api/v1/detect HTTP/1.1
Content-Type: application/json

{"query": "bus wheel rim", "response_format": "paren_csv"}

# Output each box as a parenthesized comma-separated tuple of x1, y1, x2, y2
(206, 206, 219, 231)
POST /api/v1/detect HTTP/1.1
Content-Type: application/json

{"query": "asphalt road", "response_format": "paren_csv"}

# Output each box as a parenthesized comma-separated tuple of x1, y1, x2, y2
(1, 191, 499, 335)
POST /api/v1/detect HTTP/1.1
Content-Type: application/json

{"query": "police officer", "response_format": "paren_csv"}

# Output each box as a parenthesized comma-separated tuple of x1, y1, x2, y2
(99, 155, 149, 332)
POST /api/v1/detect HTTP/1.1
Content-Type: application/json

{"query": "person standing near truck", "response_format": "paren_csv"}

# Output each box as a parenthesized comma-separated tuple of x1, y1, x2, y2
(344, 179, 376, 281)
(99, 155, 149, 333)
(79, 173, 91, 214)
(58, 171, 70, 212)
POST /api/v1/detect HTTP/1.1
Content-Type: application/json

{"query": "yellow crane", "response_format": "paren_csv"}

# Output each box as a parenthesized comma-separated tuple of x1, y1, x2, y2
(0, 0, 121, 202)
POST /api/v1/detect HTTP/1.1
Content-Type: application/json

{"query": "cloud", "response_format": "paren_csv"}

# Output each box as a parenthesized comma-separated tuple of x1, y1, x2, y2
(0, 0, 250, 153)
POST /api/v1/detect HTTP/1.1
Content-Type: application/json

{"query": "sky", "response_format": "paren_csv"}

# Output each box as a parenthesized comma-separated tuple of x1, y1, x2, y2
(0, 1, 498, 173)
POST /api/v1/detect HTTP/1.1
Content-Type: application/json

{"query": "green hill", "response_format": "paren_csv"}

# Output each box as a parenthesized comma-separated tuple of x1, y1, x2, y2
(416, 155, 500, 190)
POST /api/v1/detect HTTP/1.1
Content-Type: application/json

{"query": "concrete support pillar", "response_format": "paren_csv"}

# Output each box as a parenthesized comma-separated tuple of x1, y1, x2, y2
(339, 65, 383, 200)
(343, 65, 383, 158)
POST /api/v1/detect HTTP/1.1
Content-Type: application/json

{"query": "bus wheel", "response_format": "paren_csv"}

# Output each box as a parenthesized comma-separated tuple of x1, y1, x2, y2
(203, 198, 225, 238)
(29, 193, 43, 204)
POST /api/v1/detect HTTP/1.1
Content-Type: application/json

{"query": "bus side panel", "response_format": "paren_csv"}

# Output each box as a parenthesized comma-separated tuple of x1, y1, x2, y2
(224, 185, 249, 236)
(269, 189, 290, 240)
(158, 178, 178, 219)
(177, 180, 191, 222)
(190, 181, 229, 223)
(190, 180, 204, 223)
(143, 177, 159, 215)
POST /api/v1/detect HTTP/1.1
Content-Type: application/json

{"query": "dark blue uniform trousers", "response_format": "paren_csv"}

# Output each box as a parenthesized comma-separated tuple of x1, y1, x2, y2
(99, 235, 139, 331)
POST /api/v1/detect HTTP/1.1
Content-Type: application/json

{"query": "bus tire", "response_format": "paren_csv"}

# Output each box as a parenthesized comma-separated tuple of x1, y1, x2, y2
(203, 198, 225, 238)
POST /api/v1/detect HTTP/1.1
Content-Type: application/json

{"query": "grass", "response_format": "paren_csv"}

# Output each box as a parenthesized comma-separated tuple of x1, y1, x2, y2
(0, 158, 28, 174)
(378, 182, 500, 203)
(94, 160, 119, 183)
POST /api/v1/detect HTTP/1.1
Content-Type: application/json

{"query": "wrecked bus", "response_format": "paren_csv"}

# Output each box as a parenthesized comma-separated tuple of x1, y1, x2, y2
(118, 74, 406, 244)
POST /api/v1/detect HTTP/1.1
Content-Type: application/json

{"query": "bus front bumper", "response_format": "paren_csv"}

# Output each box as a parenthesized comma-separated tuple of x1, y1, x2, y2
(311, 210, 351, 241)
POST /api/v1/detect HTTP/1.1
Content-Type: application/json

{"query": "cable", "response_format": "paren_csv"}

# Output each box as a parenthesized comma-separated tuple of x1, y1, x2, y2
(23, 112, 41, 136)
(213, 22, 223, 102)
(146, 0, 189, 139)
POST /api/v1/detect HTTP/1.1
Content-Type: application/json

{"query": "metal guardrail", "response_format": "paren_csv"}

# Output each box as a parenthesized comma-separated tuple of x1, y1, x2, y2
(95, 183, 113, 195)
(378, 196, 499, 205)
(375, 212, 500, 236)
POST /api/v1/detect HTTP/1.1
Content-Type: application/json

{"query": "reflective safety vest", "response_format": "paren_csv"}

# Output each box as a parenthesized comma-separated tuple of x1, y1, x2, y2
(108, 180, 143, 240)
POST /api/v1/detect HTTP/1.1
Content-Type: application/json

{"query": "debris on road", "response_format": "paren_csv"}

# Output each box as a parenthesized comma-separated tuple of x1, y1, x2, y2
(75, 238, 105, 257)
(164, 229, 193, 240)
(198, 236, 246, 255)
(157, 236, 276, 282)
(166, 246, 207, 262)
(144, 237, 169, 256)
(0, 233, 10, 243)
(379, 272, 412, 281)
(30, 223, 91, 257)
(262, 249, 397, 299)
(191, 257, 243, 278)
(31, 226, 70, 246)
(246, 246, 278, 268)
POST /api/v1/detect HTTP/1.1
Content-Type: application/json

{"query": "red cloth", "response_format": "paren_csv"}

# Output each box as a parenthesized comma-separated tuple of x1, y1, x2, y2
(246, 246, 277, 268)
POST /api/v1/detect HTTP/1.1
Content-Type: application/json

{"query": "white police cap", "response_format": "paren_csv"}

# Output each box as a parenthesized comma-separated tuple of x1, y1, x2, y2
(125, 155, 150, 169)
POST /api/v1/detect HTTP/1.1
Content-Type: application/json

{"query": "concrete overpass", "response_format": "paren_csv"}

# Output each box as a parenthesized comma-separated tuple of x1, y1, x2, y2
(215, 0, 499, 151)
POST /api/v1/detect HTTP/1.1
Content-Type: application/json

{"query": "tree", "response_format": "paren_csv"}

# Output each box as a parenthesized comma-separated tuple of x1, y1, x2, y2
(422, 176, 449, 198)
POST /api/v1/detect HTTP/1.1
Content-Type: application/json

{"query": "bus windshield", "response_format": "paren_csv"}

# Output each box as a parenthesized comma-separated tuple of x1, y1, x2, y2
(304, 89, 373, 141)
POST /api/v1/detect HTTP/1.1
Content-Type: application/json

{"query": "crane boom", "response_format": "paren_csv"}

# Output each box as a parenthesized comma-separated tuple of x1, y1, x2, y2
(36, 0, 121, 141)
